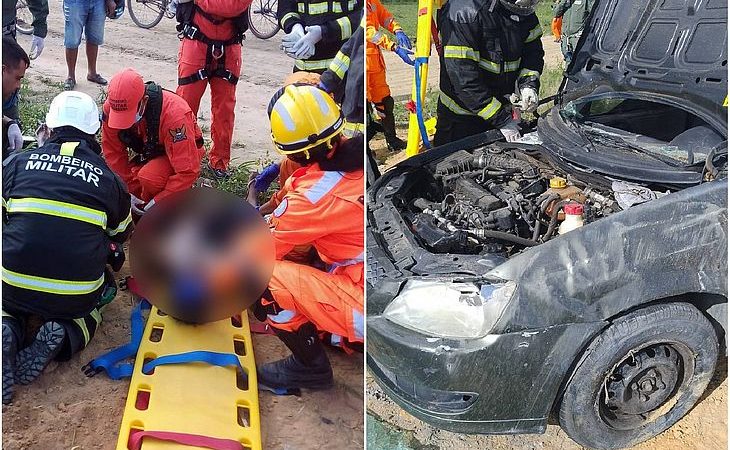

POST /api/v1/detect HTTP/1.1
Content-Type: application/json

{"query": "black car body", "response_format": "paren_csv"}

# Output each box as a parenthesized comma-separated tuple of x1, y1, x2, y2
(367, 0, 728, 444)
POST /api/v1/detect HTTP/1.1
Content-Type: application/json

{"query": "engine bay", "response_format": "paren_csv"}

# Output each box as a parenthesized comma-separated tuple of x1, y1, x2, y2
(398, 142, 666, 257)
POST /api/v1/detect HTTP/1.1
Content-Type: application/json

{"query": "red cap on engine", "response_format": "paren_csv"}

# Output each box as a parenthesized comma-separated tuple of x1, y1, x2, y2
(563, 203, 584, 215)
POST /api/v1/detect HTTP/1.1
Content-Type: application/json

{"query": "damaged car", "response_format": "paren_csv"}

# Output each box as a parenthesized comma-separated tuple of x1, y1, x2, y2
(366, 0, 728, 449)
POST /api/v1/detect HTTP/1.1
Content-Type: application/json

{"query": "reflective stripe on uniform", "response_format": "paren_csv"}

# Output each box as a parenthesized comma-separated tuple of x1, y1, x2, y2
(337, 16, 352, 39)
(343, 122, 364, 137)
(2, 267, 105, 295)
(296, 3, 305, 13)
(308, 1, 329, 14)
(384, 16, 394, 28)
(333, 3, 342, 12)
(352, 309, 364, 340)
(59, 142, 79, 156)
(519, 68, 541, 80)
(107, 211, 132, 236)
(74, 317, 91, 345)
(525, 24, 543, 43)
(90, 308, 103, 326)
(443, 45, 480, 62)
(303, 171, 344, 204)
(268, 309, 296, 324)
(329, 51, 351, 79)
(5, 197, 108, 228)
(440, 92, 501, 121)
(347, 0, 357, 11)
(504, 58, 521, 72)
(477, 97, 502, 120)
(478, 58, 500, 73)
(281, 12, 300, 27)
(368, 30, 384, 44)
(295, 58, 333, 71)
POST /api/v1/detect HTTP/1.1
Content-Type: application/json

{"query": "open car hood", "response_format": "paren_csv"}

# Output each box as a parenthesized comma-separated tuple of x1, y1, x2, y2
(562, 0, 728, 132)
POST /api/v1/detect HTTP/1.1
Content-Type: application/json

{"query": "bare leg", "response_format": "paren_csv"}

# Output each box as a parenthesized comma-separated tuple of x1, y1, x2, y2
(65, 47, 78, 81)
(86, 43, 98, 77)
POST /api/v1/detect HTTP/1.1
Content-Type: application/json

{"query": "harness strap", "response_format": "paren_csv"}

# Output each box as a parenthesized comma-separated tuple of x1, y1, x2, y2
(178, 24, 240, 85)
(128, 430, 244, 450)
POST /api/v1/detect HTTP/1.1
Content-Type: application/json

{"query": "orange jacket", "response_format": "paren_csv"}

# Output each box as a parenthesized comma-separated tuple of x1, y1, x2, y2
(270, 163, 364, 284)
(102, 90, 203, 202)
(366, 0, 401, 53)
(192, 0, 253, 41)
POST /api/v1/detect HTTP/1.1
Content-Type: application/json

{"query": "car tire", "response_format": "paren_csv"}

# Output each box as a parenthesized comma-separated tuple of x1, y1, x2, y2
(558, 302, 718, 450)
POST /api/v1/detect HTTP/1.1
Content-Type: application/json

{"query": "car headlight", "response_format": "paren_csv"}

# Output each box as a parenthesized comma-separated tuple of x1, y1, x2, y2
(382, 280, 516, 339)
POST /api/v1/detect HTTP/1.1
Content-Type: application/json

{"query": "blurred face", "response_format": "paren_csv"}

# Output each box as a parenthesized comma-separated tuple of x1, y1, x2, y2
(2, 60, 26, 103)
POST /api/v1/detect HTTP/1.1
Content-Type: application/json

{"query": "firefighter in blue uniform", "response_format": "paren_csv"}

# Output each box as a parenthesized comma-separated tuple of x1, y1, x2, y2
(2, 91, 132, 404)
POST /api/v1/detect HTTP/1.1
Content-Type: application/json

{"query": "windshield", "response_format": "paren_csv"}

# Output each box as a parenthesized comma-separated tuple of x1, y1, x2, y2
(560, 95, 726, 166)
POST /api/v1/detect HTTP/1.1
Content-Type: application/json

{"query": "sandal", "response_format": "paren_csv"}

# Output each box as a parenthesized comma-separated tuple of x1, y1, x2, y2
(87, 73, 108, 85)
(63, 78, 76, 91)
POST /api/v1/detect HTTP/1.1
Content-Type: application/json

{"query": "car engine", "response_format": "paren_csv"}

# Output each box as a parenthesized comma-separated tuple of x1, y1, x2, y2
(401, 143, 627, 256)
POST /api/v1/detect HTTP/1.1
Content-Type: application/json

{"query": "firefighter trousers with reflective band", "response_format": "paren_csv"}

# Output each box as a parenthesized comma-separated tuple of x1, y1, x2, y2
(2, 307, 102, 361)
(433, 100, 496, 147)
(176, 38, 241, 171)
(263, 260, 364, 344)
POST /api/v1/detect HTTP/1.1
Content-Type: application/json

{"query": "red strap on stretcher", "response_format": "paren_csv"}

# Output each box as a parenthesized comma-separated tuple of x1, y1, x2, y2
(128, 430, 244, 450)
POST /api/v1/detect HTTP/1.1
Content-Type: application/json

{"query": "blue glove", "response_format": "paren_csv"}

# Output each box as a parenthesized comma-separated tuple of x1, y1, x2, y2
(317, 81, 332, 94)
(254, 162, 281, 192)
(395, 30, 412, 50)
(394, 46, 415, 66)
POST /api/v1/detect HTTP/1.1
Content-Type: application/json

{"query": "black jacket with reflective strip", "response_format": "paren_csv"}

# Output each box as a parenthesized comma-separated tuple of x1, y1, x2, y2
(279, 0, 363, 73)
(437, 0, 545, 127)
(320, 20, 364, 126)
(2, 134, 132, 319)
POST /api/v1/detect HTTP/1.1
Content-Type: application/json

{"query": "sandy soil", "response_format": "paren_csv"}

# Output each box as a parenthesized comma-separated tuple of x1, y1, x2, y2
(4, 7, 363, 449)
(367, 358, 727, 450)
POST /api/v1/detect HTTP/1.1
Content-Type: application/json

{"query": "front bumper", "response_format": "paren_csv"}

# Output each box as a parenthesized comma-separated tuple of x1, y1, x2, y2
(367, 315, 604, 434)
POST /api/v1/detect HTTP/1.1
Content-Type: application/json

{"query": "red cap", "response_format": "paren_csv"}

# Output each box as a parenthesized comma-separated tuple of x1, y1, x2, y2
(563, 202, 584, 215)
(106, 68, 145, 129)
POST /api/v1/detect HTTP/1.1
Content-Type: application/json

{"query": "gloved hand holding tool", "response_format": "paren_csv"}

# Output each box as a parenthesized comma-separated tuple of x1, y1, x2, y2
(29, 36, 44, 59)
(395, 30, 412, 50)
(500, 120, 521, 143)
(393, 45, 414, 66)
(291, 26, 322, 59)
(282, 24, 305, 57)
(6, 121, 23, 152)
(130, 194, 146, 215)
(519, 87, 539, 113)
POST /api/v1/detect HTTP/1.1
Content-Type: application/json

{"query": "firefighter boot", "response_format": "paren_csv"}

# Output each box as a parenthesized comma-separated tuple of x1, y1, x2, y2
(258, 322, 334, 390)
(381, 96, 406, 151)
(2, 319, 20, 405)
(15, 321, 66, 385)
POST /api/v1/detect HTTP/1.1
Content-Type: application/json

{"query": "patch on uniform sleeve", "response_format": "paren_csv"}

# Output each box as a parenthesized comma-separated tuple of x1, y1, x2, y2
(169, 125, 188, 143)
(273, 198, 288, 218)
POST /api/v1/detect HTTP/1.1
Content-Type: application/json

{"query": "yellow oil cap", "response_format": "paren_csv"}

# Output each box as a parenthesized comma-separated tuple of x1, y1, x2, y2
(550, 177, 567, 189)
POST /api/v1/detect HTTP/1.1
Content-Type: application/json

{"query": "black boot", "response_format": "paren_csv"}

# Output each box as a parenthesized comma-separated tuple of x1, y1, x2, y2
(2, 320, 20, 405)
(15, 321, 66, 386)
(258, 323, 334, 390)
(381, 96, 407, 151)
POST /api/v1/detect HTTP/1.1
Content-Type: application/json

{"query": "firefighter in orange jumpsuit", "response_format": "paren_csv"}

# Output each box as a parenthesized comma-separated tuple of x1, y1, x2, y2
(366, 0, 413, 151)
(252, 84, 364, 390)
(102, 68, 204, 214)
(174, 0, 251, 178)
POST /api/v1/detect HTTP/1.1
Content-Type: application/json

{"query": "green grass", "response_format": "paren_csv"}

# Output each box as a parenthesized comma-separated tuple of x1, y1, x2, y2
(383, 0, 555, 39)
(17, 78, 64, 136)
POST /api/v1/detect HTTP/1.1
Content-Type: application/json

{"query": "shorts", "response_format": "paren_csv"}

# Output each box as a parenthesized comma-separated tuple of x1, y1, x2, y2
(63, 0, 106, 48)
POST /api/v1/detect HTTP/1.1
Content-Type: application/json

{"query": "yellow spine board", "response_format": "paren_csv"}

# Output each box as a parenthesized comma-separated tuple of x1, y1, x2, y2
(406, 0, 438, 157)
(116, 308, 262, 450)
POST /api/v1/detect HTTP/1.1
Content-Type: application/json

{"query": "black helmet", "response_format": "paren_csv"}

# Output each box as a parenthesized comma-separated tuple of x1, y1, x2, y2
(499, 0, 541, 15)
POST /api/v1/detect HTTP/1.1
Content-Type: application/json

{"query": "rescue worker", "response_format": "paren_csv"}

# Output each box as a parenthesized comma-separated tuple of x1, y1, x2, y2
(253, 84, 364, 390)
(2, 91, 131, 404)
(2, 36, 29, 159)
(2, 0, 47, 58)
(174, 0, 251, 178)
(434, 0, 544, 146)
(102, 68, 205, 215)
(366, 0, 413, 150)
(553, 0, 595, 62)
(279, 0, 362, 75)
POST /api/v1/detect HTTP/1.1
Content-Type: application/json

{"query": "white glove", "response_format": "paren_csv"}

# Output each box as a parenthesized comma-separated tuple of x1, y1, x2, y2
(7, 122, 23, 152)
(292, 26, 322, 59)
(499, 120, 521, 142)
(519, 87, 539, 113)
(281, 24, 305, 56)
(144, 198, 156, 212)
(29, 35, 44, 60)
(131, 194, 146, 215)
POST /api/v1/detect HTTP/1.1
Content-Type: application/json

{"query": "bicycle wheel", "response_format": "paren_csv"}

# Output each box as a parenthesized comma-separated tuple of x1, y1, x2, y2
(15, 0, 34, 35)
(247, 0, 280, 40)
(127, 0, 166, 29)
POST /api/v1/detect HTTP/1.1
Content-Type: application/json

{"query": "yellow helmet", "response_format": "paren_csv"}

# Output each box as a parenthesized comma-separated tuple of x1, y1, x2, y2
(268, 84, 345, 159)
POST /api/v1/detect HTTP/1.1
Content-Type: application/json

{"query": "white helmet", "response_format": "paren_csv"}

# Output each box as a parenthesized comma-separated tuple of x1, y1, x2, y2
(45, 91, 101, 135)
(500, 0, 541, 15)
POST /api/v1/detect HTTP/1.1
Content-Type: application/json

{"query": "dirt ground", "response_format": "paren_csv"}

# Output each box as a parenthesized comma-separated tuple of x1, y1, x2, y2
(367, 358, 727, 450)
(4, 7, 363, 450)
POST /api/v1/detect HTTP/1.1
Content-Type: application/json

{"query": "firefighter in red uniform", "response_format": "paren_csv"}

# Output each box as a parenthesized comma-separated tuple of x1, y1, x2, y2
(102, 68, 205, 215)
(174, 0, 251, 178)
(252, 84, 364, 390)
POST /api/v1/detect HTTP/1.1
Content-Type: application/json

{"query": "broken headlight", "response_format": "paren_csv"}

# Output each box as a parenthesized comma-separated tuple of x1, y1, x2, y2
(382, 280, 516, 339)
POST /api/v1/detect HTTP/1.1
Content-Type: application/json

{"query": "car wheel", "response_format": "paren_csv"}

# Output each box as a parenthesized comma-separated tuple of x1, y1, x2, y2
(558, 302, 718, 450)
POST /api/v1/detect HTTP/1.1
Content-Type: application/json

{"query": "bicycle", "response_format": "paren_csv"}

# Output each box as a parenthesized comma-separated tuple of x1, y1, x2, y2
(15, 0, 34, 35)
(127, 0, 280, 40)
